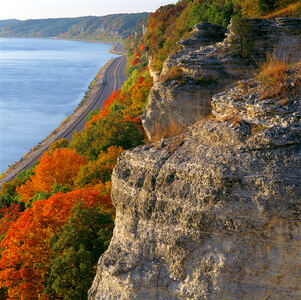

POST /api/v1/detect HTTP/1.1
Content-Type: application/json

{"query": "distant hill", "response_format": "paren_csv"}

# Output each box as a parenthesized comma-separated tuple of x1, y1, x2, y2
(0, 13, 149, 42)
(0, 19, 20, 30)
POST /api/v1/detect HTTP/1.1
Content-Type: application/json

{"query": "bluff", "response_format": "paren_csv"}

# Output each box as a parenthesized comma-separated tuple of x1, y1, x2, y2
(142, 18, 301, 140)
(89, 64, 301, 299)
(0, 13, 148, 41)
(89, 18, 301, 299)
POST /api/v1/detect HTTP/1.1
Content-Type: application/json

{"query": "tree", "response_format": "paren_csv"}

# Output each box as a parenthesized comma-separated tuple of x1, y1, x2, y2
(17, 148, 87, 203)
(241, 0, 261, 17)
(0, 204, 22, 240)
(229, 15, 254, 58)
(74, 146, 123, 188)
(46, 205, 114, 299)
(0, 165, 35, 209)
(0, 188, 110, 299)
(48, 138, 69, 155)
(70, 112, 145, 160)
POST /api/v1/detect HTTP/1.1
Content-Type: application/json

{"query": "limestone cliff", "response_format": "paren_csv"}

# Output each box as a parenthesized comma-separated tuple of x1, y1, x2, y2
(142, 18, 301, 140)
(89, 57, 301, 298)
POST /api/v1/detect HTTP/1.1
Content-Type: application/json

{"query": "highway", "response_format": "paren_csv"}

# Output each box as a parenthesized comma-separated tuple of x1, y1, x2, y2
(0, 45, 127, 187)
(62, 54, 127, 139)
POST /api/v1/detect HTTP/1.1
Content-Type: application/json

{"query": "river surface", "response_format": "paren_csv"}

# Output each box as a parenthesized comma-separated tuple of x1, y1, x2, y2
(0, 37, 117, 173)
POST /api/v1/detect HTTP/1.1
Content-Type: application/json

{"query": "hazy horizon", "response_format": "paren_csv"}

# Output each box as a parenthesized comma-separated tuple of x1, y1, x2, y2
(1, 0, 177, 21)
(0, 13, 150, 22)
(0, 12, 148, 21)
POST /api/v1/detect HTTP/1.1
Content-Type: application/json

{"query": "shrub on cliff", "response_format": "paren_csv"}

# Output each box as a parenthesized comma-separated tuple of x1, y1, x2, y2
(228, 15, 253, 58)
(264, 1, 301, 18)
(256, 56, 300, 98)
(146, 0, 235, 72)
(160, 66, 182, 83)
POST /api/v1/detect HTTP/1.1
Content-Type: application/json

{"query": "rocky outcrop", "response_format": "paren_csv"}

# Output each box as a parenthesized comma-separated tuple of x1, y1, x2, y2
(178, 23, 226, 51)
(89, 65, 301, 299)
(222, 18, 301, 59)
(142, 18, 301, 140)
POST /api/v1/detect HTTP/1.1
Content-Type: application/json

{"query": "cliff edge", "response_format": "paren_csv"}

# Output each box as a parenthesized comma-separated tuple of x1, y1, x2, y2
(142, 18, 301, 140)
(89, 56, 301, 298)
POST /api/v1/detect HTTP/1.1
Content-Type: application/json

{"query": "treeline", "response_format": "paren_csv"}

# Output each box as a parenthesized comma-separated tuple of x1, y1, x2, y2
(0, 13, 149, 42)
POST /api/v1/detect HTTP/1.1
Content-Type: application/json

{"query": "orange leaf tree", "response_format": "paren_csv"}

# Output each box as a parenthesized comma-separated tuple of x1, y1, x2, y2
(17, 148, 87, 203)
(0, 188, 110, 299)
(0, 204, 22, 239)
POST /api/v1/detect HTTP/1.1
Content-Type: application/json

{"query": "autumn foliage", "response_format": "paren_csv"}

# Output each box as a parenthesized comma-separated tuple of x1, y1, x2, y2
(0, 17, 152, 299)
(1, 1, 298, 299)
(70, 63, 152, 160)
(17, 148, 87, 203)
(0, 204, 22, 239)
(0, 188, 110, 299)
(75, 146, 123, 188)
(0, 12, 156, 298)
(85, 91, 124, 127)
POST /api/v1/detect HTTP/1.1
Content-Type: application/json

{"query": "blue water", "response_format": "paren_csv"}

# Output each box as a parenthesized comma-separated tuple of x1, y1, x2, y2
(0, 37, 117, 173)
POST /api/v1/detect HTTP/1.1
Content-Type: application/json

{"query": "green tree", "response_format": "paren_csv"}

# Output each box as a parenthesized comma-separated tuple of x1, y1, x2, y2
(86, 108, 99, 122)
(48, 138, 69, 155)
(46, 205, 114, 299)
(0, 165, 35, 209)
(70, 112, 145, 160)
(229, 15, 253, 58)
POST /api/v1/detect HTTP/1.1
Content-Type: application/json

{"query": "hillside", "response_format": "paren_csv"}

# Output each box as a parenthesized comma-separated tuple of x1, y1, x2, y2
(0, 19, 20, 30)
(0, 0, 300, 299)
(0, 13, 149, 42)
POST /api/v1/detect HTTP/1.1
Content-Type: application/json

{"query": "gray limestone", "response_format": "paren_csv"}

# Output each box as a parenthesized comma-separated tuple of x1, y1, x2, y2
(142, 18, 301, 140)
(89, 62, 301, 299)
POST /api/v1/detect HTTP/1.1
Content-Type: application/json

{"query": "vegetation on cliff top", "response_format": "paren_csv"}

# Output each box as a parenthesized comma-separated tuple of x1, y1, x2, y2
(145, 0, 298, 71)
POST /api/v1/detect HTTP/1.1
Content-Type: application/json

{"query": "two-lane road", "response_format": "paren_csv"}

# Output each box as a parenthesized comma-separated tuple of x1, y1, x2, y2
(62, 55, 127, 139)
(0, 48, 127, 187)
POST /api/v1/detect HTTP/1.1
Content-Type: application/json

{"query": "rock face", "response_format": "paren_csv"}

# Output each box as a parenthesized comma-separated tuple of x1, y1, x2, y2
(178, 23, 226, 51)
(142, 18, 301, 140)
(89, 66, 301, 299)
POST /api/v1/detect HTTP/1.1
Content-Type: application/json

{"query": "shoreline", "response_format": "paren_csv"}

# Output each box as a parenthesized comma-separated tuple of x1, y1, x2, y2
(0, 36, 127, 55)
(0, 35, 121, 45)
(0, 35, 116, 43)
(0, 43, 126, 186)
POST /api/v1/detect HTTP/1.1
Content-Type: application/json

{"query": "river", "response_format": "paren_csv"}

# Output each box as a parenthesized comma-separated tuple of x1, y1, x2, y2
(0, 37, 117, 173)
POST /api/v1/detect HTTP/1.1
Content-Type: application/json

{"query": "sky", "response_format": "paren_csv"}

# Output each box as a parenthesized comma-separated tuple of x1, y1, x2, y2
(0, 0, 178, 20)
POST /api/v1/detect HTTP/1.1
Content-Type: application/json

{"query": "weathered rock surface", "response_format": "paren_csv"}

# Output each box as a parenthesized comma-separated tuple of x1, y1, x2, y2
(89, 67, 301, 299)
(178, 23, 226, 51)
(142, 18, 301, 140)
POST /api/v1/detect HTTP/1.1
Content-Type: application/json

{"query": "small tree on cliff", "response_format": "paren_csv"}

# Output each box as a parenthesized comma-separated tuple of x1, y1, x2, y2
(229, 15, 253, 58)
